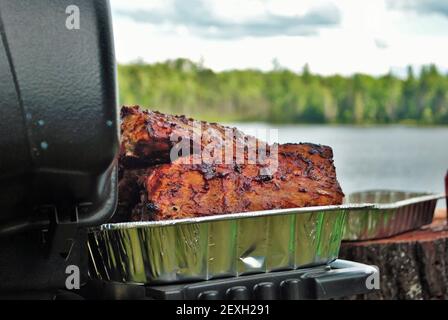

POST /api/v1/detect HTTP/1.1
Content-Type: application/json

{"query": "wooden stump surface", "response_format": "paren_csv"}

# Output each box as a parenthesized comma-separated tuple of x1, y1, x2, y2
(339, 208, 448, 300)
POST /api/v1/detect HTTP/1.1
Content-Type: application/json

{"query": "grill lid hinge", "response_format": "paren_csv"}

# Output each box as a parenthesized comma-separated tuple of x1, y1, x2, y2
(45, 205, 79, 260)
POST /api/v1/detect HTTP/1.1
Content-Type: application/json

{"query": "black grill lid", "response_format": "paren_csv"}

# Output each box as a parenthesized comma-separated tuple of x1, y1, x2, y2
(0, 0, 118, 235)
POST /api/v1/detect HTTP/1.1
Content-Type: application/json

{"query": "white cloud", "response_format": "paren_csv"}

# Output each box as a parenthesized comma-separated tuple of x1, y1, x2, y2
(388, 0, 448, 18)
(110, 0, 448, 76)
(113, 0, 340, 39)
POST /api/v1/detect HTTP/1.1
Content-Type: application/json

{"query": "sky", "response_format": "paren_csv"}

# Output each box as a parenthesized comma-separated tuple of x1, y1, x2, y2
(109, 0, 448, 76)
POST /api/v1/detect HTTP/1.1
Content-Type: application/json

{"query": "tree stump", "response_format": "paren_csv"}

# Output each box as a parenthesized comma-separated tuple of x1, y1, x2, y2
(339, 208, 448, 300)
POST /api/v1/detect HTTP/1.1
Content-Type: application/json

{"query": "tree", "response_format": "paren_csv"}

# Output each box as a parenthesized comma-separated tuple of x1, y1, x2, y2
(117, 59, 448, 125)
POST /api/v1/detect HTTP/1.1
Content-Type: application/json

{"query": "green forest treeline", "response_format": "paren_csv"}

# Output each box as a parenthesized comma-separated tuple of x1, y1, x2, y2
(118, 59, 448, 125)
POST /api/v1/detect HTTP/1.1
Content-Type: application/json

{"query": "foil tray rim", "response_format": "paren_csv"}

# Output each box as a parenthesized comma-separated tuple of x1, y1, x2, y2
(348, 190, 445, 209)
(97, 203, 371, 231)
(374, 192, 444, 209)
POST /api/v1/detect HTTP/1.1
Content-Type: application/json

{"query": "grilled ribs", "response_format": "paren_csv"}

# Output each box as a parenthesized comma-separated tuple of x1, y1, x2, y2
(118, 106, 344, 221)
(120, 106, 265, 168)
(129, 143, 344, 221)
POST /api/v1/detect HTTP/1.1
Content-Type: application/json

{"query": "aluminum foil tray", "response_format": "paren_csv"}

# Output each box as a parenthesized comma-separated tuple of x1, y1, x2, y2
(88, 204, 369, 285)
(343, 190, 444, 241)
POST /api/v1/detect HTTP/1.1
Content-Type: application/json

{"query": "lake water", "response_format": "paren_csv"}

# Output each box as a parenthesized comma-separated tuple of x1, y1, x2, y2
(230, 124, 448, 204)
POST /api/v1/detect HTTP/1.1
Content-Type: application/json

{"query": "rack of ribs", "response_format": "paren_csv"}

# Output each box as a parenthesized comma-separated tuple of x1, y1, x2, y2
(118, 106, 344, 221)
(120, 105, 266, 168)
